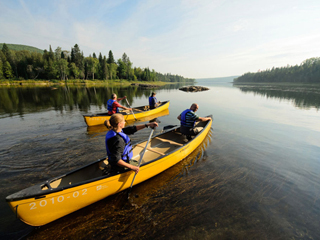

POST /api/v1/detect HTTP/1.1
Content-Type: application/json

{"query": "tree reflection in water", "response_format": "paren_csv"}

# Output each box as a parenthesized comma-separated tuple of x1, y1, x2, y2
(0, 83, 185, 117)
(234, 84, 320, 110)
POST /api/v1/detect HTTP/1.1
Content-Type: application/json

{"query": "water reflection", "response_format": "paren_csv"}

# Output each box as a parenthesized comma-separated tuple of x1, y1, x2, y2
(2, 80, 320, 239)
(233, 84, 320, 110)
(0, 83, 185, 118)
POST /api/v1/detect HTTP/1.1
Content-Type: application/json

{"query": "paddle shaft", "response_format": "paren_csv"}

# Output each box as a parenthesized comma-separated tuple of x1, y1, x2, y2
(125, 98, 137, 120)
(128, 127, 154, 189)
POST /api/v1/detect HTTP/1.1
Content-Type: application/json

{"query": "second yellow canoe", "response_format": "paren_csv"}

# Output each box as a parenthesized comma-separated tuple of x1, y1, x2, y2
(83, 100, 170, 126)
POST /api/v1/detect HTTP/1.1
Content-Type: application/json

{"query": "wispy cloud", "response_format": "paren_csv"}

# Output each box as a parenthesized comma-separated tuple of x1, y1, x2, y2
(1, 0, 320, 78)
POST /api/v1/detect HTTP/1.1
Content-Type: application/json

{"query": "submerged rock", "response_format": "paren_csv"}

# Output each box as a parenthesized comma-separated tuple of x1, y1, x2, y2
(179, 86, 209, 92)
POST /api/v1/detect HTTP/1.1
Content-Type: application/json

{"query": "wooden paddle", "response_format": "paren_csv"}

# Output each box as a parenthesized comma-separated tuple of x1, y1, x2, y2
(127, 122, 157, 199)
(125, 98, 137, 121)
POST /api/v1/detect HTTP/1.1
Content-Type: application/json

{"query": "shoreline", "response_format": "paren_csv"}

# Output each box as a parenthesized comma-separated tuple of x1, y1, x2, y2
(0, 79, 175, 87)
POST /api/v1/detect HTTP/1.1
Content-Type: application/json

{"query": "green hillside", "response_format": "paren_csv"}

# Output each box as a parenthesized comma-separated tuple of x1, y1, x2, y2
(0, 43, 43, 54)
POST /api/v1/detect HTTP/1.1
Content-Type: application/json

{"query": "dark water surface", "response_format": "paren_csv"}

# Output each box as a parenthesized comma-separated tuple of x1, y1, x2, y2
(1, 79, 320, 239)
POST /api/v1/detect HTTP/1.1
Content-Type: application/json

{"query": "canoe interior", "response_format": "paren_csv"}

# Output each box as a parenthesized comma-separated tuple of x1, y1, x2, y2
(44, 120, 208, 191)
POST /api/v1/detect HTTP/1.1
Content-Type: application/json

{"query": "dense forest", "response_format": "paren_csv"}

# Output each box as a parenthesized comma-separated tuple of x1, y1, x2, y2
(0, 43, 194, 83)
(234, 58, 320, 83)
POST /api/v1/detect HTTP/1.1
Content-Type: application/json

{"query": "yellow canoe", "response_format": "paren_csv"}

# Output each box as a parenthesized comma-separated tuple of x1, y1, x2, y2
(83, 101, 170, 126)
(6, 116, 212, 226)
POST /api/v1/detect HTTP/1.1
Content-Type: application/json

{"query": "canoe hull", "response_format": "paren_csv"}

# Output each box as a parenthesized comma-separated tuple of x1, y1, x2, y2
(7, 117, 212, 226)
(83, 101, 170, 126)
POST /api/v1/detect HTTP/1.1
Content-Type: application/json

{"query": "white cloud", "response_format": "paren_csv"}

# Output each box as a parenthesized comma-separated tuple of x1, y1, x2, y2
(1, 0, 320, 78)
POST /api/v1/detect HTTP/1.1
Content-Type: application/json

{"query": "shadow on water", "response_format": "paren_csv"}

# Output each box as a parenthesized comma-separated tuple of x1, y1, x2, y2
(233, 83, 320, 110)
(25, 129, 213, 240)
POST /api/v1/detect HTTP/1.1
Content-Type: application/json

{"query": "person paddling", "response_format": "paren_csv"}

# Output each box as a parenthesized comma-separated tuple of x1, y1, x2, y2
(104, 114, 158, 175)
(149, 92, 161, 109)
(107, 93, 132, 115)
(177, 103, 211, 138)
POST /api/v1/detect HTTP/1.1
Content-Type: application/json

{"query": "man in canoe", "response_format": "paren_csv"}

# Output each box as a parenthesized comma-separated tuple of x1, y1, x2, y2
(104, 114, 158, 174)
(107, 93, 132, 115)
(149, 92, 161, 109)
(177, 103, 211, 138)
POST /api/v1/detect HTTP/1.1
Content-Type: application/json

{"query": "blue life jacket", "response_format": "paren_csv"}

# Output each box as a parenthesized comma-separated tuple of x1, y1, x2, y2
(105, 130, 133, 163)
(107, 99, 118, 113)
(180, 109, 195, 127)
(149, 96, 157, 108)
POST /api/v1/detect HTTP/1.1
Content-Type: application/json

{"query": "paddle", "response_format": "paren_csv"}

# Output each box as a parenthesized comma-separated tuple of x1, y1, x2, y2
(127, 121, 157, 199)
(125, 98, 137, 121)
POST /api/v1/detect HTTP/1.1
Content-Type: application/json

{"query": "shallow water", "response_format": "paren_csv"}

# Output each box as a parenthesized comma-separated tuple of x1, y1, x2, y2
(0, 79, 320, 239)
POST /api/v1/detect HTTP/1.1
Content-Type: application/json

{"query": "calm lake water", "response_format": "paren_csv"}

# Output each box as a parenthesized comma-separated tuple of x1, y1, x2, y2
(1, 78, 320, 239)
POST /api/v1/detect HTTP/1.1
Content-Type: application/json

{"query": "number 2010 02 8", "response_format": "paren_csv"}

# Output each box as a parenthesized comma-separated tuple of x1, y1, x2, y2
(29, 189, 87, 210)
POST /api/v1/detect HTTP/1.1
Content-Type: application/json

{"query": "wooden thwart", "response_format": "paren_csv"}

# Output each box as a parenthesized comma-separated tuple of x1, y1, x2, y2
(136, 144, 166, 155)
(154, 137, 184, 146)
(132, 108, 143, 112)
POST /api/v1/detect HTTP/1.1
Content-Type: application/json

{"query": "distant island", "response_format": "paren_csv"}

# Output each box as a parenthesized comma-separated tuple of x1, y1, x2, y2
(234, 58, 320, 84)
(0, 43, 195, 84)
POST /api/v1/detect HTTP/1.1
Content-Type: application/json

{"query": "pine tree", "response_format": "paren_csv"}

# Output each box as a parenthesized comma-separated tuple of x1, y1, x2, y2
(100, 56, 108, 80)
(3, 61, 13, 79)
(2, 43, 17, 78)
(71, 44, 82, 69)
(1, 43, 10, 59)
(49, 45, 54, 61)
(0, 59, 3, 79)
(107, 50, 115, 64)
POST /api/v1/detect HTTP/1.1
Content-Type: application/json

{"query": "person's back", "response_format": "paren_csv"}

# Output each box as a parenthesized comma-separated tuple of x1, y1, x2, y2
(177, 103, 211, 138)
(107, 93, 131, 115)
(149, 92, 158, 109)
(107, 98, 118, 115)
(180, 109, 198, 128)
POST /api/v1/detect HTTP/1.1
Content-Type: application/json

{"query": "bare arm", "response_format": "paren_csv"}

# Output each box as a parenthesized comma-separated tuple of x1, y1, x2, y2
(135, 122, 158, 131)
(117, 159, 139, 173)
(118, 104, 132, 111)
(117, 96, 127, 101)
(197, 116, 211, 122)
(177, 115, 181, 121)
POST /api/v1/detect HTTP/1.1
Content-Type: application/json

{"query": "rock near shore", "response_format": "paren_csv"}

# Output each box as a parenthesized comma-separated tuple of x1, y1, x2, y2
(179, 86, 209, 92)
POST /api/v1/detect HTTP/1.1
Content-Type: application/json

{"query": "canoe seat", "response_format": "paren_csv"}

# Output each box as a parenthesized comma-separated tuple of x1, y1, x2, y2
(136, 144, 166, 156)
(131, 145, 164, 164)
(154, 137, 183, 146)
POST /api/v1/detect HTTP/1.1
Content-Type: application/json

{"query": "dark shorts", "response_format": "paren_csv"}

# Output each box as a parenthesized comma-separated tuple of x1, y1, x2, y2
(180, 125, 203, 136)
(107, 159, 139, 176)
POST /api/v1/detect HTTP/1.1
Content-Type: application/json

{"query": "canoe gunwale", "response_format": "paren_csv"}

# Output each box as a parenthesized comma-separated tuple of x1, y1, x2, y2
(6, 115, 212, 203)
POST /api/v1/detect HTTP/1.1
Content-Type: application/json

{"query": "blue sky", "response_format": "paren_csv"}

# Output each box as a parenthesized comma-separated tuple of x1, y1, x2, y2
(1, 0, 320, 78)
